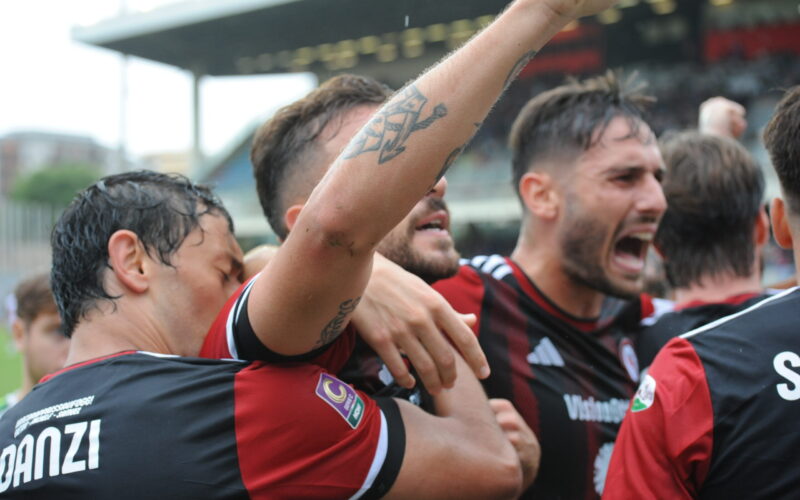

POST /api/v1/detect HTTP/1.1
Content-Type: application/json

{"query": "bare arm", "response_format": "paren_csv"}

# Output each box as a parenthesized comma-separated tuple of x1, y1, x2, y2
(245, 0, 616, 356)
(386, 353, 521, 499)
(242, 246, 487, 390)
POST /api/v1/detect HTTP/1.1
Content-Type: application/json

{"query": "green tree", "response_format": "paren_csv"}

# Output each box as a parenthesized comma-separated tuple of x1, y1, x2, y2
(10, 164, 101, 209)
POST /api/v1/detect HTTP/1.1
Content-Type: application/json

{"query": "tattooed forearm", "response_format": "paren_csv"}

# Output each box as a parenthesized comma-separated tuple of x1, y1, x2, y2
(343, 84, 448, 164)
(316, 297, 361, 347)
(435, 145, 466, 185)
(503, 50, 537, 90)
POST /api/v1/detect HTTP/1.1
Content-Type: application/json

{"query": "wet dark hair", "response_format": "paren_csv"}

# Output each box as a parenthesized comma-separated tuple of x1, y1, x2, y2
(51, 170, 233, 336)
(763, 86, 800, 214)
(655, 131, 764, 289)
(251, 74, 392, 239)
(509, 71, 654, 202)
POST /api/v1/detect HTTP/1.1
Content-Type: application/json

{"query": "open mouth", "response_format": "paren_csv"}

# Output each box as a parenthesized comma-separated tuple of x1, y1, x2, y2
(415, 211, 449, 234)
(613, 232, 653, 274)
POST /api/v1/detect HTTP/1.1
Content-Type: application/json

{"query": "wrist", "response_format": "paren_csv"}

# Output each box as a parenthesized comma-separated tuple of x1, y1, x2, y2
(514, 0, 576, 26)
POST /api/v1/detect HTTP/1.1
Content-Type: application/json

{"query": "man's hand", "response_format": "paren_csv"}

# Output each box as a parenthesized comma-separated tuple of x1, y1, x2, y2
(490, 398, 541, 492)
(351, 254, 489, 395)
(699, 96, 747, 139)
(539, 0, 619, 19)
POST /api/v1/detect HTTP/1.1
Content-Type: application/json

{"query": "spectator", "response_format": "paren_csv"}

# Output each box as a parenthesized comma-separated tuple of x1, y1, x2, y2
(0, 273, 68, 417)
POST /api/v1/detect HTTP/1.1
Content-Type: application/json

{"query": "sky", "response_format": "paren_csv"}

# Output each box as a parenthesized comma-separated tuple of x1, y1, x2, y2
(0, 0, 315, 158)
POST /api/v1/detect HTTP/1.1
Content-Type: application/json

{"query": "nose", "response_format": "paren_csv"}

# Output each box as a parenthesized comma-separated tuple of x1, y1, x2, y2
(429, 176, 448, 198)
(636, 173, 667, 217)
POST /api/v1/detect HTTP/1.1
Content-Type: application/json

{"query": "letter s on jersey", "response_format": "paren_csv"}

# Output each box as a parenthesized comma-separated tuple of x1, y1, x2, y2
(774, 351, 800, 401)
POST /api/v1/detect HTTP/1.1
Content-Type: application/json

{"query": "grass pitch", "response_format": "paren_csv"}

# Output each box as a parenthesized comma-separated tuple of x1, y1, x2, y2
(0, 327, 21, 395)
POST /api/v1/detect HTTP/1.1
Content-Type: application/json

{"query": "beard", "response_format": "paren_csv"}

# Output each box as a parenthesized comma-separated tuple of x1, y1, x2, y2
(377, 198, 460, 284)
(559, 197, 639, 300)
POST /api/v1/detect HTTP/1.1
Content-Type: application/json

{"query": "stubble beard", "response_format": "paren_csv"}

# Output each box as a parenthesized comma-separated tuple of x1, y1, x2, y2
(559, 201, 639, 301)
(377, 200, 460, 284)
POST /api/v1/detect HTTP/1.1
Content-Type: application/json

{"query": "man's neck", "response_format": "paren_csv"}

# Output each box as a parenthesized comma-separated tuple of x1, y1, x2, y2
(17, 377, 34, 401)
(64, 310, 172, 367)
(673, 273, 763, 306)
(511, 238, 605, 319)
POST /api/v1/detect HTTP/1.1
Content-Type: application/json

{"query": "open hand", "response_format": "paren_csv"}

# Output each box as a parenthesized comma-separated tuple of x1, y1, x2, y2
(351, 254, 489, 395)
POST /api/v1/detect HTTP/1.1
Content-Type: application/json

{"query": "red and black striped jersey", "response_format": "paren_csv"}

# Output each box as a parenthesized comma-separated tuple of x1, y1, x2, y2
(636, 292, 769, 369)
(201, 274, 429, 408)
(0, 351, 404, 499)
(434, 255, 650, 500)
(604, 287, 800, 500)
(200, 274, 355, 372)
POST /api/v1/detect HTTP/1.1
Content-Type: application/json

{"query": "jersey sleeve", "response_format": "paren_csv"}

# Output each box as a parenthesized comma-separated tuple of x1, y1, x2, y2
(603, 337, 713, 499)
(432, 265, 485, 336)
(234, 362, 405, 499)
(200, 274, 355, 373)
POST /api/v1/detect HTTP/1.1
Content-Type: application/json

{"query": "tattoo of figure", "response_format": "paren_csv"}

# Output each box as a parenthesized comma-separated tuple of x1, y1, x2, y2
(435, 145, 466, 185)
(343, 84, 448, 164)
(503, 50, 537, 90)
(316, 297, 362, 347)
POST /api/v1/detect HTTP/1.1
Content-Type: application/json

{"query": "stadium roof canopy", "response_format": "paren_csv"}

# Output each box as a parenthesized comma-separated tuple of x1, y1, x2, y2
(73, 0, 517, 87)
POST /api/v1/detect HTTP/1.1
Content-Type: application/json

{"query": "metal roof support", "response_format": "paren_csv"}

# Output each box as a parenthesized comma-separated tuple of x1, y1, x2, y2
(191, 69, 204, 178)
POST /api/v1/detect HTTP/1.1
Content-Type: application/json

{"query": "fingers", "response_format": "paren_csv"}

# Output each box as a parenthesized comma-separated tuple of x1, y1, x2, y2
(699, 96, 747, 139)
(490, 398, 519, 429)
(437, 307, 490, 379)
(370, 333, 416, 389)
(490, 398, 541, 491)
(397, 320, 455, 395)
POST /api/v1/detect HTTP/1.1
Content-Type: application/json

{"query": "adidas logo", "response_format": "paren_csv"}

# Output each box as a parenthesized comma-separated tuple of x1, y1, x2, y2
(526, 337, 565, 367)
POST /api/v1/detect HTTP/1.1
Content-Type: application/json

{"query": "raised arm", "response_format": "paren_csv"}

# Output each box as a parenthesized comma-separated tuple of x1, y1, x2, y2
(248, 0, 616, 355)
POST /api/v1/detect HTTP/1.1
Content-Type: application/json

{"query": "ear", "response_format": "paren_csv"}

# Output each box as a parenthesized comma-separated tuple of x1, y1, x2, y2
(519, 171, 559, 220)
(754, 204, 770, 247)
(770, 198, 793, 249)
(284, 204, 305, 233)
(10, 318, 26, 352)
(107, 230, 150, 294)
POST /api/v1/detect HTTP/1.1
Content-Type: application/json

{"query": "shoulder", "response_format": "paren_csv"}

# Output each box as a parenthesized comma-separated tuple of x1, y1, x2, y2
(681, 288, 800, 348)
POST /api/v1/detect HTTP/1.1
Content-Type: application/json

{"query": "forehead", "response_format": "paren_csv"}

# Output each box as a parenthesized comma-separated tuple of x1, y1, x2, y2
(576, 116, 663, 173)
(179, 214, 242, 260)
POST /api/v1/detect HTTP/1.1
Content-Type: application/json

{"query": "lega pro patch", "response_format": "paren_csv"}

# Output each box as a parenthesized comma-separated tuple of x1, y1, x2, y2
(315, 373, 365, 429)
(631, 374, 656, 412)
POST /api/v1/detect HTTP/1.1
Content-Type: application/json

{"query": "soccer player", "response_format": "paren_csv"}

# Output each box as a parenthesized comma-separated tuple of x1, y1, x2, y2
(0, 273, 68, 417)
(232, 73, 540, 487)
(433, 72, 667, 498)
(603, 85, 800, 499)
(636, 129, 770, 368)
(0, 0, 613, 496)
(236, 73, 477, 396)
